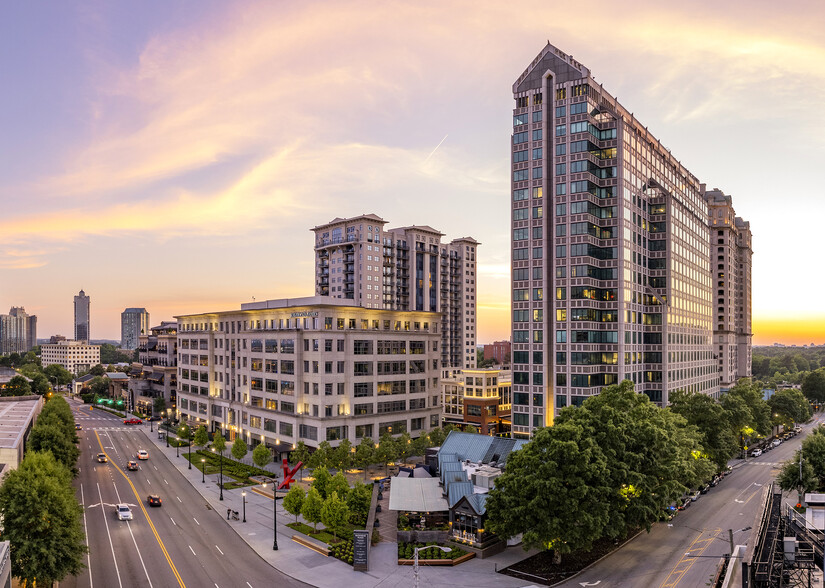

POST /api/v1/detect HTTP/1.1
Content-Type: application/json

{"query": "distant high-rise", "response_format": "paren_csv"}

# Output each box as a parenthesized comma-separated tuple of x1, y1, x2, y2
(121, 308, 150, 350)
(0, 307, 37, 355)
(510, 42, 722, 437)
(703, 188, 752, 389)
(74, 290, 90, 343)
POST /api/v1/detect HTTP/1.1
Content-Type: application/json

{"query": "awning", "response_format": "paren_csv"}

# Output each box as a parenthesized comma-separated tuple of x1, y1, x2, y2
(388, 477, 449, 513)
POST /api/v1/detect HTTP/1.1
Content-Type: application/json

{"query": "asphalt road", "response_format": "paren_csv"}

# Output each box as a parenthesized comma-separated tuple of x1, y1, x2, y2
(556, 415, 823, 588)
(64, 403, 308, 588)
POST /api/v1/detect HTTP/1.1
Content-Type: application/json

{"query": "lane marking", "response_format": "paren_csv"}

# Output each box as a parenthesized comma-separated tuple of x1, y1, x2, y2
(189, 545, 196, 556)
(659, 527, 721, 587)
(247, 583, 254, 588)
(164, 479, 169, 485)
(177, 496, 182, 503)
(80, 484, 94, 588)
(96, 482, 123, 588)
(94, 431, 186, 588)
(215, 545, 224, 555)
(193, 517, 200, 525)
(171, 517, 177, 526)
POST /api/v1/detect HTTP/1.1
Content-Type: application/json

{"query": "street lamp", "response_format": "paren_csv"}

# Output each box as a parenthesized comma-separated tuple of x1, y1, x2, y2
(212, 447, 224, 501)
(165, 410, 170, 447)
(262, 478, 279, 550)
(201, 458, 206, 483)
(242, 491, 247, 523)
(413, 545, 451, 588)
(187, 425, 192, 469)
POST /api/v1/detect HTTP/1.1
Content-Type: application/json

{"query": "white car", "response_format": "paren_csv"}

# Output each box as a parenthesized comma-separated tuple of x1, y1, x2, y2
(772, 439, 781, 448)
(751, 448, 763, 457)
(137, 450, 149, 460)
(116, 504, 133, 521)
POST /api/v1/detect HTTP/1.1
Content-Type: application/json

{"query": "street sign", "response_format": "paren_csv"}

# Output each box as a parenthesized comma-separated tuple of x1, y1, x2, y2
(353, 529, 369, 571)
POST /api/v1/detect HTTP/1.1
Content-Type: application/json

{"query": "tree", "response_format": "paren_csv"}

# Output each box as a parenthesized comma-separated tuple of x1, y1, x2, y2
(0, 451, 88, 585)
(396, 432, 412, 464)
(332, 439, 353, 472)
(18, 363, 42, 380)
(212, 433, 227, 454)
(291, 441, 311, 481)
(486, 421, 612, 562)
(231, 437, 248, 461)
(22, 350, 39, 366)
(726, 379, 772, 437)
(1, 375, 31, 397)
(354, 437, 375, 480)
(89, 364, 106, 377)
(375, 432, 398, 475)
(252, 443, 272, 469)
(328, 471, 351, 500)
(193, 425, 209, 449)
(301, 487, 324, 531)
(30, 372, 50, 396)
(177, 423, 191, 445)
(464, 425, 479, 435)
(669, 390, 739, 471)
(44, 364, 74, 388)
(29, 423, 80, 476)
(803, 369, 825, 404)
(283, 485, 306, 523)
(346, 481, 372, 523)
(769, 389, 812, 429)
(88, 376, 109, 398)
(312, 466, 332, 499)
(308, 440, 332, 470)
(321, 491, 350, 541)
(153, 395, 166, 417)
(777, 449, 818, 496)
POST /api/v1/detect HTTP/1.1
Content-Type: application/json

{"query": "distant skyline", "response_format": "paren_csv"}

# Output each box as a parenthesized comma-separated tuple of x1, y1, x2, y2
(1, 1, 823, 346)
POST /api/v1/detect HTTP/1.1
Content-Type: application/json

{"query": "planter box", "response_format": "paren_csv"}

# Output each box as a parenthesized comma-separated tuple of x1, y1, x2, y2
(397, 552, 475, 566)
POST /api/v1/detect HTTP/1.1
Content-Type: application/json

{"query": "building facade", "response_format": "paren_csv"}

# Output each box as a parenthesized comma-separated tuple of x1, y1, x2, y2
(0, 307, 37, 355)
(175, 296, 442, 453)
(74, 290, 90, 343)
(41, 340, 100, 375)
(312, 214, 479, 372)
(703, 188, 753, 389)
(441, 367, 512, 435)
(510, 43, 719, 437)
(129, 321, 178, 416)
(121, 307, 150, 350)
(483, 341, 511, 365)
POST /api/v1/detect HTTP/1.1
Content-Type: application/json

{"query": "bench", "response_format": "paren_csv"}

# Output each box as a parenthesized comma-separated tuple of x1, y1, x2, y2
(291, 534, 330, 556)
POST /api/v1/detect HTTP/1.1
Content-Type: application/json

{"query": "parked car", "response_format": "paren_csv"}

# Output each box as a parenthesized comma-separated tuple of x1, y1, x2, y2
(124, 418, 142, 425)
(137, 450, 149, 460)
(709, 476, 720, 487)
(97, 453, 108, 463)
(116, 504, 133, 520)
(126, 460, 139, 471)
(751, 448, 763, 457)
(690, 490, 701, 501)
(678, 498, 691, 510)
(772, 439, 782, 448)
(147, 494, 162, 507)
(699, 484, 710, 494)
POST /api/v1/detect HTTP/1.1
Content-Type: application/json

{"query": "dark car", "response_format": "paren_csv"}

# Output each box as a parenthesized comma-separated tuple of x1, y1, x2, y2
(699, 484, 710, 494)
(124, 418, 142, 425)
(147, 494, 162, 507)
(677, 498, 691, 511)
(126, 460, 139, 471)
(75, 424, 82, 430)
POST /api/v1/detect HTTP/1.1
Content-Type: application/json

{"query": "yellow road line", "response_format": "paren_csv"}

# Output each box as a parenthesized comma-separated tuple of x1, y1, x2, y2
(659, 527, 721, 588)
(95, 431, 186, 588)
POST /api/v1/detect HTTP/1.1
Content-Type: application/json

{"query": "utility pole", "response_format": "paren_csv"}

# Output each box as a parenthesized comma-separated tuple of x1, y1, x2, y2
(798, 451, 804, 507)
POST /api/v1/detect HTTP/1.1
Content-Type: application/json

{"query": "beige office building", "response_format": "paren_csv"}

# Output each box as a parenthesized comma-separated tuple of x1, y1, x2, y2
(41, 340, 100, 375)
(703, 188, 753, 389)
(175, 296, 442, 453)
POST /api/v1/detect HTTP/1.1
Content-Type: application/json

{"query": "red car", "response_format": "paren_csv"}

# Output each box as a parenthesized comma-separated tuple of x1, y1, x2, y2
(123, 418, 142, 425)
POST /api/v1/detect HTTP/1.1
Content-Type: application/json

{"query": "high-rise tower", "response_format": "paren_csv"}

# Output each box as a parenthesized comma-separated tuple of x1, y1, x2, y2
(510, 43, 719, 438)
(121, 307, 150, 350)
(74, 290, 90, 343)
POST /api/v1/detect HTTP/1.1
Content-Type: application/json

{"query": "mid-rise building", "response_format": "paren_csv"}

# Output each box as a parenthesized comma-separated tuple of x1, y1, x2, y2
(441, 367, 511, 435)
(41, 340, 100, 375)
(0, 307, 37, 355)
(129, 321, 178, 416)
(703, 188, 753, 389)
(312, 214, 479, 371)
(510, 42, 720, 437)
(483, 340, 511, 365)
(74, 290, 90, 343)
(121, 307, 150, 350)
(175, 296, 442, 457)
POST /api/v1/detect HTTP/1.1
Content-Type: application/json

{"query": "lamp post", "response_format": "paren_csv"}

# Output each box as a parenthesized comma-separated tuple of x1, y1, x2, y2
(165, 410, 170, 447)
(201, 458, 206, 483)
(413, 545, 451, 588)
(187, 425, 192, 469)
(262, 478, 279, 550)
(212, 447, 224, 501)
(242, 491, 247, 523)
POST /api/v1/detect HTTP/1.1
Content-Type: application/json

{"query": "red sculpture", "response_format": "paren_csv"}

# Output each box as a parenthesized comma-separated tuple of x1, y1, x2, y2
(278, 458, 302, 490)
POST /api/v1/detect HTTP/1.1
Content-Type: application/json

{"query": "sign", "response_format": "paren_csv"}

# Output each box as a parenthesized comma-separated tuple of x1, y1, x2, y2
(290, 311, 318, 318)
(353, 529, 369, 571)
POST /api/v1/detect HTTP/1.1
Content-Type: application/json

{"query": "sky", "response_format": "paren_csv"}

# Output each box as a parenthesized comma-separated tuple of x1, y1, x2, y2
(1, 0, 823, 346)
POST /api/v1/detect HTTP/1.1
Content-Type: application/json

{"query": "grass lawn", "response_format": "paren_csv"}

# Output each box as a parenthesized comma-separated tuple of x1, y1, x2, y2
(287, 522, 349, 545)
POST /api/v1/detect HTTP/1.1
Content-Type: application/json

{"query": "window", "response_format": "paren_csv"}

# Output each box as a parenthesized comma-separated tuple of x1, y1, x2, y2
(513, 113, 529, 126)
(513, 132, 528, 144)
(533, 166, 543, 179)
(555, 144, 566, 156)
(555, 246, 566, 258)
(514, 208, 528, 221)
(556, 203, 566, 216)
(555, 183, 566, 195)
(555, 125, 566, 137)
(532, 129, 543, 141)
(513, 169, 529, 182)
(533, 148, 543, 160)
(513, 228, 529, 241)
(533, 206, 543, 219)
(513, 149, 529, 163)
(555, 105, 566, 118)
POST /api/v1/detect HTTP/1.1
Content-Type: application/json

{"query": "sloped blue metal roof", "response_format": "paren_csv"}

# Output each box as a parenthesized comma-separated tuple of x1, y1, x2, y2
(438, 432, 527, 470)
(447, 481, 474, 507)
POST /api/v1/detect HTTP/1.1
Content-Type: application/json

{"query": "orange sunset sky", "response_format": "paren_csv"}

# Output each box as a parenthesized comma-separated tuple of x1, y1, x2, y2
(0, 0, 823, 346)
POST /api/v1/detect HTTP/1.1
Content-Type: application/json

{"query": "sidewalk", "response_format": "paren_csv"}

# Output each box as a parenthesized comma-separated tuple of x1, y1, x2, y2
(141, 426, 534, 588)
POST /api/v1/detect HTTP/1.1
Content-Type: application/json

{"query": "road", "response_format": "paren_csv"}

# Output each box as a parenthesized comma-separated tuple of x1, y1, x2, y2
(557, 415, 822, 588)
(65, 402, 308, 588)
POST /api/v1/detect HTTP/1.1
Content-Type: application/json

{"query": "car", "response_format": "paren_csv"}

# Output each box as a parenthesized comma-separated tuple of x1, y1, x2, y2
(772, 439, 782, 448)
(709, 476, 720, 487)
(147, 494, 162, 507)
(97, 453, 108, 463)
(116, 504, 133, 521)
(75, 424, 82, 430)
(690, 490, 701, 501)
(126, 460, 139, 471)
(146, 416, 161, 421)
(699, 484, 710, 494)
(124, 418, 142, 425)
(751, 448, 763, 457)
(677, 498, 691, 510)
(137, 450, 149, 460)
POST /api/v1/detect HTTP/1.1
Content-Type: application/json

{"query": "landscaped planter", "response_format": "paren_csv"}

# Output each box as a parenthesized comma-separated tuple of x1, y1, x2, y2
(397, 552, 475, 566)
(396, 530, 450, 544)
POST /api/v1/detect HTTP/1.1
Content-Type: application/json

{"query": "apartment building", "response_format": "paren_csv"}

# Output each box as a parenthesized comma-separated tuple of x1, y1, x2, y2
(441, 367, 512, 435)
(41, 340, 100, 375)
(510, 42, 720, 437)
(0, 307, 37, 355)
(121, 307, 150, 350)
(74, 290, 90, 343)
(129, 321, 178, 416)
(174, 296, 442, 454)
(483, 341, 511, 365)
(703, 188, 753, 389)
(311, 214, 479, 371)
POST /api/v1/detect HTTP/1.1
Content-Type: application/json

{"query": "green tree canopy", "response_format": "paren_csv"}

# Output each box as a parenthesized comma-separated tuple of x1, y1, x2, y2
(354, 437, 375, 480)
(328, 471, 351, 500)
(346, 481, 372, 522)
(301, 487, 324, 531)
(29, 423, 80, 476)
(321, 491, 350, 540)
(768, 389, 812, 428)
(290, 441, 311, 481)
(312, 466, 332, 499)
(30, 372, 50, 396)
(375, 432, 398, 474)
(193, 425, 209, 449)
(803, 369, 825, 404)
(212, 433, 227, 454)
(44, 364, 74, 387)
(778, 426, 825, 495)
(726, 380, 772, 437)
(332, 439, 353, 472)
(669, 390, 738, 471)
(89, 364, 106, 377)
(2, 375, 31, 397)
(153, 395, 166, 416)
(231, 437, 248, 461)
(252, 443, 272, 469)
(308, 440, 333, 470)
(283, 485, 306, 523)
(0, 451, 88, 585)
(88, 376, 109, 398)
